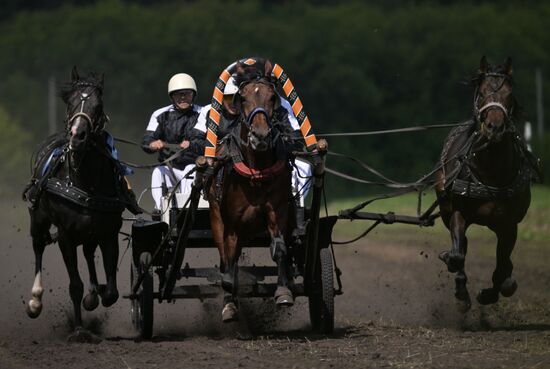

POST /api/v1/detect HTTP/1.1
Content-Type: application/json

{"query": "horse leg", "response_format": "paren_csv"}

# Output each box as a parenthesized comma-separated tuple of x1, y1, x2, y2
(27, 237, 47, 318)
(439, 211, 468, 272)
(269, 231, 293, 306)
(82, 242, 100, 311)
(439, 211, 471, 309)
(27, 210, 50, 318)
(58, 238, 99, 342)
(221, 232, 239, 322)
(477, 224, 518, 305)
(98, 237, 119, 307)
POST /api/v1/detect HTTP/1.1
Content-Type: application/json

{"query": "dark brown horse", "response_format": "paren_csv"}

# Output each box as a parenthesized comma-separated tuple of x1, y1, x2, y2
(435, 57, 540, 310)
(208, 59, 295, 322)
(23, 67, 124, 342)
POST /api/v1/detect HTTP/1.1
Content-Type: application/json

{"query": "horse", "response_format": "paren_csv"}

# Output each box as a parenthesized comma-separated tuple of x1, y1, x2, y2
(22, 67, 125, 342)
(207, 59, 296, 322)
(435, 56, 541, 310)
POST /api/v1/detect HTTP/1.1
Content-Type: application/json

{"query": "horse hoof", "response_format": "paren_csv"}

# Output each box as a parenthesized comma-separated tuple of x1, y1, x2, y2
(222, 302, 238, 323)
(500, 278, 518, 297)
(26, 299, 42, 319)
(456, 298, 472, 313)
(274, 287, 294, 307)
(221, 273, 234, 291)
(101, 290, 119, 307)
(476, 288, 499, 305)
(83, 293, 100, 311)
(438, 251, 464, 273)
(67, 327, 102, 344)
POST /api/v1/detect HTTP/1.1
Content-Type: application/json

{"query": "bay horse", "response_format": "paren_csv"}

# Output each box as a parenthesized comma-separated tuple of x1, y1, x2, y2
(435, 57, 541, 310)
(22, 67, 125, 342)
(208, 59, 295, 322)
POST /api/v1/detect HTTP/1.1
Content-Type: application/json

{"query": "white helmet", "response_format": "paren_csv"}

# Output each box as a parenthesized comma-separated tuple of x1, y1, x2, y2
(167, 73, 197, 96)
(223, 76, 238, 95)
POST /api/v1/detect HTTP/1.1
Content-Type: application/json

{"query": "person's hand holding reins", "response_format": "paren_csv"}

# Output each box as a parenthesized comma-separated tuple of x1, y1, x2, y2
(180, 140, 190, 149)
(149, 139, 165, 151)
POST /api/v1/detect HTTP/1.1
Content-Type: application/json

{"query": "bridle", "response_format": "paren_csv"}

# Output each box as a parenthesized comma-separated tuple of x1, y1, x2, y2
(64, 82, 109, 176)
(239, 78, 276, 127)
(473, 72, 515, 131)
(65, 82, 108, 137)
(238, 79, 277, 151)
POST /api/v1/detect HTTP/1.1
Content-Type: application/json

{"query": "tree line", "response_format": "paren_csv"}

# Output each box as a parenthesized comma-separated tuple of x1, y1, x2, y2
(0, 0, 548, 196)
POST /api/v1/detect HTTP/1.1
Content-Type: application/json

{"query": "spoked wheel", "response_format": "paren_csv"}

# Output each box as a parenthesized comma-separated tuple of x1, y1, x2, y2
(308, 247, 335, 333)
(130, 252, 154, 339)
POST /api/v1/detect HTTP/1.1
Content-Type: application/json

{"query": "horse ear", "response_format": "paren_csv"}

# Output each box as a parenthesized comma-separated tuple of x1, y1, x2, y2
(264, 60, 273, 77)
(71, 66, 80, 82)
(503, 57, 513, 76)
(479, 56, 488, 74)
(236, 62, 245, 77)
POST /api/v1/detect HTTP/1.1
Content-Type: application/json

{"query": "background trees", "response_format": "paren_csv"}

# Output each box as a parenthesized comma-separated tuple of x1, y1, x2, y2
(0, 0, 548, 196)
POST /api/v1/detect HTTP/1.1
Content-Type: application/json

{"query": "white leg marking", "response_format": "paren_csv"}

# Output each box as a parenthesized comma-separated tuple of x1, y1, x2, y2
(27, 271, 44, 318)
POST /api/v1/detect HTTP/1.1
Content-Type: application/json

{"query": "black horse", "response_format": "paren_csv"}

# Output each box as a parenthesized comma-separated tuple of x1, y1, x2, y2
(435, 57, 542, 310)
(23, 67, 126, 342)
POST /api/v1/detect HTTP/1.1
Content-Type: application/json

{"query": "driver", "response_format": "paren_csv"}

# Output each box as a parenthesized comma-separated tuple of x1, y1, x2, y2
(142, 73, 205, 210)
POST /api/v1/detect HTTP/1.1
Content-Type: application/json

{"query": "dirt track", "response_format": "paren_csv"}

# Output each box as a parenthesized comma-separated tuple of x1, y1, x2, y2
(1, 197, 550, 369)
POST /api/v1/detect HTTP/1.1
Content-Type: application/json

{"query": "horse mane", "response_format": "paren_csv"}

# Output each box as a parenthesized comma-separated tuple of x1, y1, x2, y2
(60, 72, 104, 104)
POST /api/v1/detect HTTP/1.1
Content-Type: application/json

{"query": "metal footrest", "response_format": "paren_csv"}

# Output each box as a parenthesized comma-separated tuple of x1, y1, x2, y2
(177, 265, 279, 283)
(124, 283, 306, 300)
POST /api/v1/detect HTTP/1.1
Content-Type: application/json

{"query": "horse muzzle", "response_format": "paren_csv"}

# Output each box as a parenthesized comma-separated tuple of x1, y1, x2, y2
(482, 121, 506, 143)
(69, 118, 90, 151)
(248, 131, 269, 152)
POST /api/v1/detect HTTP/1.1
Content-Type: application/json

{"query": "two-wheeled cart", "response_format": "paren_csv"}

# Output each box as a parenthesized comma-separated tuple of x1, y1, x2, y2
(125, 145, 337, 338)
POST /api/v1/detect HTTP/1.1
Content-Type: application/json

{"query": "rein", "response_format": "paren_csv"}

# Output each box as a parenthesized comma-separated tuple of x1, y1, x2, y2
(112, 137, 190, 169)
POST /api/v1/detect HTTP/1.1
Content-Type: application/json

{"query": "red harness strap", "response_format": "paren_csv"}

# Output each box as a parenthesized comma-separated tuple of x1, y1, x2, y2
(233, 160, 287, 181)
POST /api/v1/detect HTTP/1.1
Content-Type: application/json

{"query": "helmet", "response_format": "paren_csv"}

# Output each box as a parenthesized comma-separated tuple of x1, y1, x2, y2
(223, 76, 238, 95)
(167, 73, 197, 96)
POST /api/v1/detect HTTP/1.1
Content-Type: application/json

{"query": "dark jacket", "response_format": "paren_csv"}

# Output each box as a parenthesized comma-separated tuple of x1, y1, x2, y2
(142, 105, 205, 170)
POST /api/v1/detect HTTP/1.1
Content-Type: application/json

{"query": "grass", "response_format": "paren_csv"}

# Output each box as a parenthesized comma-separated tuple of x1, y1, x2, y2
(325, 184, 550, 243)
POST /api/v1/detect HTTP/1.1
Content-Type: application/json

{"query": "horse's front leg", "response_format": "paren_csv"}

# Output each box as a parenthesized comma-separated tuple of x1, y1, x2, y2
(58, 237, 100, 343)
(82, 242, 100, 311)
(27, 236, 47, 318)
(221, 231, 239, 322)
(98, 236, 119, 307)
(440, 211, 471, 310)
(209, 200, 238, 322)
(27, 209, 51, 318)
(267, 206, 294, 306)
(477, 224, 518, 305)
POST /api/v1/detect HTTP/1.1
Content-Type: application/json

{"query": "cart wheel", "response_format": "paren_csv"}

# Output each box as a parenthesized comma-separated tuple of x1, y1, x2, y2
(130, 252, 154, 339)
(308, 247, 334, 333)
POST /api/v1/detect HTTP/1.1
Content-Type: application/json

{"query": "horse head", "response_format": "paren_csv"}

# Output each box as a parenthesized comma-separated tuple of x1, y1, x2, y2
(61, 66, 107, 152)
(235, 59, 278, 152)
(473, 56, 516, 143)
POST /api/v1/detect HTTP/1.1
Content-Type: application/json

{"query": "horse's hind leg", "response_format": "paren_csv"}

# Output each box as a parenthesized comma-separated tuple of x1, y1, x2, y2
(98, 236, 119, 307)
(477, 224, 518, 305)
(27, 210, 51, 318)
(82, 243, 100, 311)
